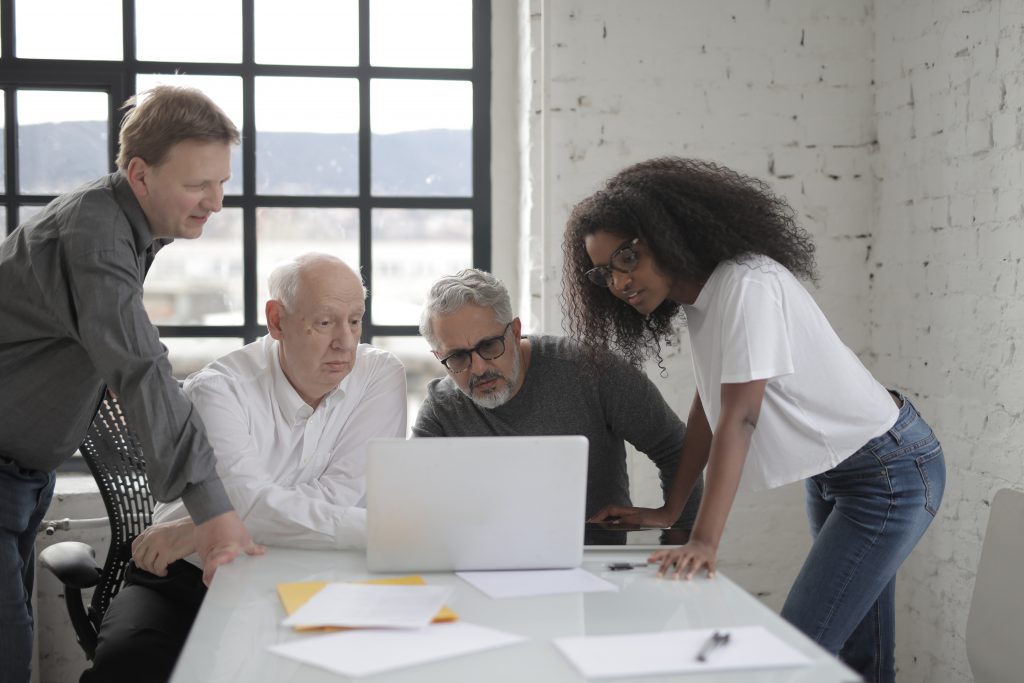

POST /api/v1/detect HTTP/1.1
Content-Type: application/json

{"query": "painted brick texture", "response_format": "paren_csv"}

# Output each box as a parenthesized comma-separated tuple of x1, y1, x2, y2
(873, 2, 1024, 681)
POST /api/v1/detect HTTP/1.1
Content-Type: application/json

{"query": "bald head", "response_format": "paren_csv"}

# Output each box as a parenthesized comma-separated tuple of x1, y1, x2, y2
(266, 253, 366, 407)
(268, 253, 365, 312)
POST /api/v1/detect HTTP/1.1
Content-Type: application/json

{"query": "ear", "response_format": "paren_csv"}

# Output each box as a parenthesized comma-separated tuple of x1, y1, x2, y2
(511, 316, 522, 340)
(266, 300, 285, 340)
(125, 157, 151, 199)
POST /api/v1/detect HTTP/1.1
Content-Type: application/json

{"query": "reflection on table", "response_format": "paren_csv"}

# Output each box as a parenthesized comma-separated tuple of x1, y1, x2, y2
(583, 524, 691, 547)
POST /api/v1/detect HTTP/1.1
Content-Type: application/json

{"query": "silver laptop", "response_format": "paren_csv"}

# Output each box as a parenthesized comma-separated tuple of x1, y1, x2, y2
(366, 435, 588, 572)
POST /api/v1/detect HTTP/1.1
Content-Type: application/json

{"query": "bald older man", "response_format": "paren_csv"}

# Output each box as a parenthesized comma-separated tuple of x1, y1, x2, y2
(82, 253, 407, 683)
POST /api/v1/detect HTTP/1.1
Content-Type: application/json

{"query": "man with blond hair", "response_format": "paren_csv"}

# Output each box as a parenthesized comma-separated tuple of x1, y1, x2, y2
(0, 86, 259, 683)
(82, 253, 406, 683)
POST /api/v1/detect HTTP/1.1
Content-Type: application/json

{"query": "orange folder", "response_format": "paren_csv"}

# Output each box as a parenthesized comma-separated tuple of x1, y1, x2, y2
(276, 575, 458, 632)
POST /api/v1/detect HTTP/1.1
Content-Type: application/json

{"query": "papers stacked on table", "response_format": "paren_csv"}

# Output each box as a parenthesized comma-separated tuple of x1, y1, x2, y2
(270, 575, 524, 677)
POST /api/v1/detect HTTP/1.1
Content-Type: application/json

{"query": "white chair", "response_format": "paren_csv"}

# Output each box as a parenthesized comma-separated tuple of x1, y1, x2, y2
(966, 487, 1024, 683)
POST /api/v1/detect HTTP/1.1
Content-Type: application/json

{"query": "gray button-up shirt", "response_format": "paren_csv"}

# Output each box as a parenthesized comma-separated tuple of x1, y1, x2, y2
(0, 172, 230, 523)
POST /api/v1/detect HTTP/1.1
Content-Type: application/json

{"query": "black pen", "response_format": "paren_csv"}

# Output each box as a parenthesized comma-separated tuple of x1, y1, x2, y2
(695, 630, 731, 662)
(605, 562, 649, 571)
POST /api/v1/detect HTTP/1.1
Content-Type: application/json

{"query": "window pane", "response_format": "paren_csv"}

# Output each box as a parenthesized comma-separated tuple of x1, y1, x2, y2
(135, 74, 244, 196)
(372, 336, 443, 437)
(16, 0, 122, 61)
(371, 79, 472, 196)
(135, 0, 241, 63)
(370, 0, 472, 68)
(18, 205, 45, 224)
(371, 209, 472, 325)
(255, 0, 358, 66)
(256, 77, 359, 196)
(18, 90, 108, 195)
(163, 337, 245, 380)
(256, 208, 360, 323)
(143, 208, 243, 326)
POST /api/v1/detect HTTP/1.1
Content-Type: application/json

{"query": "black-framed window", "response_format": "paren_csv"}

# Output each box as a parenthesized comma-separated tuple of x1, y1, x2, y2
(0, 0, 490, 430)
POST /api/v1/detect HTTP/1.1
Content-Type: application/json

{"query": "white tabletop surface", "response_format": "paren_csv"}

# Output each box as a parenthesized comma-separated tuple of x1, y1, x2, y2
(170, 548, 861, 683)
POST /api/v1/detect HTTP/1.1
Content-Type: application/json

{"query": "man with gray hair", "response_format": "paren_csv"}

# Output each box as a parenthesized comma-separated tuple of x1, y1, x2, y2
(414, 268, 702, 533)
(82, 253, 406, 683)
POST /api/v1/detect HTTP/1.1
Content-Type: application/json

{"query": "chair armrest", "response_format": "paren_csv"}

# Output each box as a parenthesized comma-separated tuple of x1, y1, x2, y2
(39, 541, 102, 590)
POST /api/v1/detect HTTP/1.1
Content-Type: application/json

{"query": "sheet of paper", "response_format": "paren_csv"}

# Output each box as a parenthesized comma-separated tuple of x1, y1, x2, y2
(269, 622, 526, 677)
(281, 582, 454, 630)
(276, 577, 457, 632)
(456, 568, 618, 599)
(554, 625, 812, 678)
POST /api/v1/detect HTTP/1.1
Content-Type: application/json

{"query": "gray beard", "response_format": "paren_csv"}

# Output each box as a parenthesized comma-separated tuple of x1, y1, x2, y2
(463, 346, 522, 409)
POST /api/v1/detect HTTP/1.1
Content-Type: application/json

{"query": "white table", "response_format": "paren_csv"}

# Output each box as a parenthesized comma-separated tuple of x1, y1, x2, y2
(171, 549, 861, 682)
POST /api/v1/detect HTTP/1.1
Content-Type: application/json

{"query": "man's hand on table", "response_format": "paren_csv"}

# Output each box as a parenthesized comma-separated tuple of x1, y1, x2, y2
(194, 510, 265, 586)
(588, 504, 678, 529)
(131, 516, 199, 576)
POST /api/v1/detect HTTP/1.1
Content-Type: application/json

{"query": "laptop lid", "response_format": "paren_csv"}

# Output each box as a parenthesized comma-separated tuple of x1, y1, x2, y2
(366, 435, 588, 572)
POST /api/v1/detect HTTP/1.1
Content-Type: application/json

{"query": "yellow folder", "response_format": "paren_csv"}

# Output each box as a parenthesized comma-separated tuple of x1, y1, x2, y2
(276, 575, 458, 632)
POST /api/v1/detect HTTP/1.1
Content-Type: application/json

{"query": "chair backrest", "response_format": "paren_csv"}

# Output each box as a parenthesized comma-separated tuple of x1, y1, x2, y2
(77, 392, 157, 628)
(966, 487, 1024, 683)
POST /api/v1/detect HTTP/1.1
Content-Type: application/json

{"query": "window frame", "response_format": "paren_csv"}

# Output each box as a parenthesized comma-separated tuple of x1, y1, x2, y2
(0, 0, 492, 345)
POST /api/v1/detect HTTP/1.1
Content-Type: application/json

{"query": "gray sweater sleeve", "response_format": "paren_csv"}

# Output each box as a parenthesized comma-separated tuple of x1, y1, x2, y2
(593, 351, 702, 528)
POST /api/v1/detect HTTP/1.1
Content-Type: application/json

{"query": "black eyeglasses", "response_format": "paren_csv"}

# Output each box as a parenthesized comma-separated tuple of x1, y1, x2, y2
(584, 238, 640, 287)
(436, 322, 513, 374)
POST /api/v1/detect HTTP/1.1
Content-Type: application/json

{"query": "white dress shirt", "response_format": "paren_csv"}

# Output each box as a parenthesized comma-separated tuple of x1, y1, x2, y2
(153, 335, 407, 550)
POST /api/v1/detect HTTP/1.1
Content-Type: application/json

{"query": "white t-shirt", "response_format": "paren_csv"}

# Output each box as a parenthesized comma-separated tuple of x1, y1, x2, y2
(153, 335, 407, 552)
(683, 255, 898, 491)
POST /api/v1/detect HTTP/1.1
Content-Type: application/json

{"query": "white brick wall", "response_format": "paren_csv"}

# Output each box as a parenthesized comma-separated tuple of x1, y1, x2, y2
(873, 1, 1024, 681)
(524, 1, 1023, 680)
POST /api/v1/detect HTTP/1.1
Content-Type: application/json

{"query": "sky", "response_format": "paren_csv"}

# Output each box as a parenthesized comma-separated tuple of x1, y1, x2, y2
(10, 0, 473, 133)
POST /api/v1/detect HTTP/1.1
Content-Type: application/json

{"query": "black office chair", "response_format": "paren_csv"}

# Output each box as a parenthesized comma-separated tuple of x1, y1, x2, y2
(39, 392, 156, 659)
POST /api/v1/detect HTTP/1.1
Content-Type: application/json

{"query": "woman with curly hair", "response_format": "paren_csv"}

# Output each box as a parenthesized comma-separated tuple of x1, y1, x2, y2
(562, 157, 944, 683)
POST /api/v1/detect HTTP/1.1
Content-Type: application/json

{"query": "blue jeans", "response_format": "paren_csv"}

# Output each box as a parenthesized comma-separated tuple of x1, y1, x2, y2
(0, 457, 56, 683)
(780, 394, 945, 683)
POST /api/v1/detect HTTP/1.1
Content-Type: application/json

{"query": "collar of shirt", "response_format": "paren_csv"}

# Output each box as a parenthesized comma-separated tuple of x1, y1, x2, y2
(110, 171, 171, 258)
(268, 339, 348, 424)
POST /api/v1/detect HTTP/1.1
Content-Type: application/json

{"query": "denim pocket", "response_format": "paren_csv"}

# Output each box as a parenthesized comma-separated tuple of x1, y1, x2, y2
(915, 443, 945, 516)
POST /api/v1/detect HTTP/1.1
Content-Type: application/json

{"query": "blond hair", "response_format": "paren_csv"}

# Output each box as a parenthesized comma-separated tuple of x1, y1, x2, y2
(116, 85, 239, 171)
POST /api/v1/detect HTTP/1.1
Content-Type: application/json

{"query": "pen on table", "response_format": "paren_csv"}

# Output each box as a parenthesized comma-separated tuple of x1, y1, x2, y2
(695, 630, 730, 662)
(604, 562, 650, 571)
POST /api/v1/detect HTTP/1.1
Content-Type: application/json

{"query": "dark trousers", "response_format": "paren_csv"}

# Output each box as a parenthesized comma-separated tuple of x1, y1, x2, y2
(80, 560, 206, 683)
(0, 457, 55, 683)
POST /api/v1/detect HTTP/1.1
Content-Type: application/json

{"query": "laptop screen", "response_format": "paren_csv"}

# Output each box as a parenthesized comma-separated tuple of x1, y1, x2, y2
(366, 435, 589, 572)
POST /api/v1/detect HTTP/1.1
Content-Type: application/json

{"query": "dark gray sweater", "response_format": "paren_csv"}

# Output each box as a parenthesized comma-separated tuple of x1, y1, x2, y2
(413, 335, 701, 527)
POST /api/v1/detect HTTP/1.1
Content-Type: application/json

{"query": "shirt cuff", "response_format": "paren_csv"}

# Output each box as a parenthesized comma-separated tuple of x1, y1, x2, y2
(180, 476, 234, 525)
(335, 507, 368, 549)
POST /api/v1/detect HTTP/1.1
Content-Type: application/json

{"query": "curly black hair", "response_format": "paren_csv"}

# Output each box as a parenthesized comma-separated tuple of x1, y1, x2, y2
(562, 157, 817, 367)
